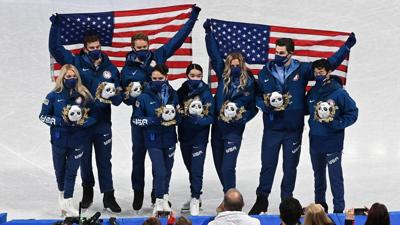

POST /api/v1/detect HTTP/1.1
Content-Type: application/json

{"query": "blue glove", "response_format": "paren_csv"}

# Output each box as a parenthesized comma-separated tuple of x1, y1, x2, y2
(190, 5, 201, 20)
(49, 13, 58, 24)
(203, 19, 212, 33)
(345, 32, 356, 49)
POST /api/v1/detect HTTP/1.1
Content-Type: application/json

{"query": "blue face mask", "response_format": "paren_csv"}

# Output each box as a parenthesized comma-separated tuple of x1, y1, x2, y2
(150, 80, 167, 92)
(136, 50, 151, 62)
(231, 66, 241, 77)
(88, 49, 102, 61)
(187, 79, 202, 89)
(315, 75, 326, 86)
(64, 78, 77, 89)
(275, 54, 290, 67)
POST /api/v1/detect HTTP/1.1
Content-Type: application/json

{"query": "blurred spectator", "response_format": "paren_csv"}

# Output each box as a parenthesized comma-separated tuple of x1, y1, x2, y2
(345, 203, 390, 225)
(280, 197, 303, 225)
(303, 203, 334, 225)
(208, 188, 260, 225)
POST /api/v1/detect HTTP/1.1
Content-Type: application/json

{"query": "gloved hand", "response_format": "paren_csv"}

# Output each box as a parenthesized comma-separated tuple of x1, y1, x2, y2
(190, 5, 201, 20)
(49, 13, 59, 24)
(344, 32, 356, 49)
(203, 19, 212, 33)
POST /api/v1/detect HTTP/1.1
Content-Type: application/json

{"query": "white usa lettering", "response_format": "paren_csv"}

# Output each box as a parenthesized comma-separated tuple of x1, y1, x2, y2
(132, 118, 148, 126)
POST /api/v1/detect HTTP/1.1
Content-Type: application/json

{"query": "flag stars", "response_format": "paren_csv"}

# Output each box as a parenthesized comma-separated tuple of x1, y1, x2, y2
(87, 17, 91, 21)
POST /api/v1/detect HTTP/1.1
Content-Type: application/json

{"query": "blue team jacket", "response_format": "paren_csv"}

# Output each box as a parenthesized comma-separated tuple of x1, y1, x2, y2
(39, 89, 96, 148)
(132, 84, 181, 149)
(205, 30, 258, 139)
(255, 44, 351, 132)
(306, 79, 358, 152)
(177, 80, 215, 145)
(49, 22, 123, 125)
(120, 11, 199, 107)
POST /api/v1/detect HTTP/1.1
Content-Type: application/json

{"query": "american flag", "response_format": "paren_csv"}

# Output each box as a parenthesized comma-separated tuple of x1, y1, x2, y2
(207, 18, 351, 93)
(50, 4, 194, 80)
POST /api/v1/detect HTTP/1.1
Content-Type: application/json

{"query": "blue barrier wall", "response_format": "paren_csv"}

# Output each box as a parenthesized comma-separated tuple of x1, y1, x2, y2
(3, 212, 400, 225)
(0, 214, 7, 224)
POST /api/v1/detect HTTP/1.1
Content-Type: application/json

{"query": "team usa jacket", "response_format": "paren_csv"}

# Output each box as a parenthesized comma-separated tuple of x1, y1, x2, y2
(256, 44, 351, 132)
(132, 83, 181, 149)
(39, 89, 96, 148)
(177, 80, 215, 145)
(306, 78, 358, 152)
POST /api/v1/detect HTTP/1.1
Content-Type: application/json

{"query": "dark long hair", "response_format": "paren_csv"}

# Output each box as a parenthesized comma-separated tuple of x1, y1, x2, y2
(186, 63, 203, 76)
(365, 203, 390, 225)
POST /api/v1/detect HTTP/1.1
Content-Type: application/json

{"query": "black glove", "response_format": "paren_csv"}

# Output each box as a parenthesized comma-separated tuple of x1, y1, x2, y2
(344, 32, 356, 49)
(190, 5, 201, 20)
(203, 19, 212, 33)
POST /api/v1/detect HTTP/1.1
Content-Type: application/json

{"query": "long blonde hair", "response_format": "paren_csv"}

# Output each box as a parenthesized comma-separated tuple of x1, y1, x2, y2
(222, 52, 249, 94)
(54, 64, 93, 103)
(303, 203, 333, 225)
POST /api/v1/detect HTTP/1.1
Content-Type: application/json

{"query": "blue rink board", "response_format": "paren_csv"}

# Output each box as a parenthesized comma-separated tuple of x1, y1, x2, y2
(3, 212, 400, 225)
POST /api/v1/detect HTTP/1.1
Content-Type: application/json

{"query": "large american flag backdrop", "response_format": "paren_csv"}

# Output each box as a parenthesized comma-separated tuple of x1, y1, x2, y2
(50, 4, 194, 80)
(207, 18, 351, 93)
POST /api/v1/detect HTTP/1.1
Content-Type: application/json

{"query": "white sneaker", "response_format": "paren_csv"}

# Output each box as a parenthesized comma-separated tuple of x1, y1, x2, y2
(181, 197, 202, 211)
(58, 191, 64, 212)
(190, 198, 200, 216)
(62, 198, 79, 217)
(163, 194, 172, 212)
(152, 198, 164, 216)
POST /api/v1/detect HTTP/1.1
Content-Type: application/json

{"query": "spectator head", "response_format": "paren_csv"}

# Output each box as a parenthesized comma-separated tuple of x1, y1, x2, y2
(303, 203, 333, 225)
(223, 188, 244, 212)
(365, 203, 390, 225)
(142, 217, 161, 225)
(131, 33, 149, 51)
(279, 197, 303, 225)
(175, 217, 192, 225)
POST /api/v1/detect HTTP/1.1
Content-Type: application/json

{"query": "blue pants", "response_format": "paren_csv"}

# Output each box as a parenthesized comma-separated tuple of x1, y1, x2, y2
(310, 149, 344, 212)
(52, 144, 84, 199)
(256, 129, 302, 199)
(211, 126, 242, 193)
(148, 146, 175, 198)
(80, 123, 114, 193)
(131, 125, 147, 191)
(180, 143, 206, 199)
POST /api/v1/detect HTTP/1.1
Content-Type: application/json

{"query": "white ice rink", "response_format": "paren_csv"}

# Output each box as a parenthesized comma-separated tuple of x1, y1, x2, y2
(0, 0, 399, 220)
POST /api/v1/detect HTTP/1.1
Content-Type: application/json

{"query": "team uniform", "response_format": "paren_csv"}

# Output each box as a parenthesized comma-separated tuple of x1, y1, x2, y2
(49, 19, 123, 211)
(205, 30, 258, 193)
(132, 82, 180, 214)
(39, 88, 95, 215)
(251, 41, 353, 214)
(177, 80, 214, 210)
(306, 78, 358, 212)
(120, 7, 200, 208)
